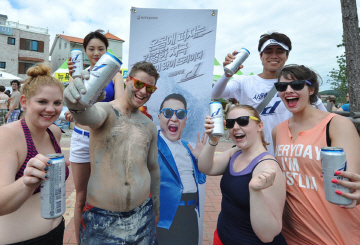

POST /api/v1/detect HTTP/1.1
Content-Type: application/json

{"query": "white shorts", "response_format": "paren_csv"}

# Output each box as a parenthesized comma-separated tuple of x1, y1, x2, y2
(69, 126, 90, 163)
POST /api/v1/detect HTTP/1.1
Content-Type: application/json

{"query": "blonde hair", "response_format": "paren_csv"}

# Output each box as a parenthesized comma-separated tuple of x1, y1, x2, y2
(21, 64, 64, 98)
(227, 104, 269, 150)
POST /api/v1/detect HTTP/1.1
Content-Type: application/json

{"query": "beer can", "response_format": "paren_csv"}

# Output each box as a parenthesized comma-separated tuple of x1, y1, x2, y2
(320, 147, 352, 205)
(209, 101, 224, 137)
(224, 48, 250, 76)
(40, 154, 66, 219)
(71, 49, 83, 78)
(79, 52, 122, 107)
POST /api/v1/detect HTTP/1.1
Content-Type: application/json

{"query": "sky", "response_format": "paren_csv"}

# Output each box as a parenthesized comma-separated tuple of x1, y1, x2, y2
(2, 0, 359, 91)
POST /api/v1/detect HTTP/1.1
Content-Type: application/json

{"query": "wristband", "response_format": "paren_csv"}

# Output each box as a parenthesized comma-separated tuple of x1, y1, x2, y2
(208, 140, 218, 146)
(69, 108, 87, 114)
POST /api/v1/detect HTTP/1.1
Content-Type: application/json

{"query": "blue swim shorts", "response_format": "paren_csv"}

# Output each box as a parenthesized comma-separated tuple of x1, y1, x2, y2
(80, 197, 157, 245)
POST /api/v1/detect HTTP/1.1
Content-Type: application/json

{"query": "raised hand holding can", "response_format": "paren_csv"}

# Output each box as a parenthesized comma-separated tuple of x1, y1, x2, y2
(209, 101, 224, 137)
(224, 48, 250, 76)
(79, 52, 122, 107)
(71, 49, 83, 78)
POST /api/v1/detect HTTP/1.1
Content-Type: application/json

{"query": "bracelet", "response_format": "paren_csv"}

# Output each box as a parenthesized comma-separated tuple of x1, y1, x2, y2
(208, 141, 218, 146)
(69, 108, 87, 114)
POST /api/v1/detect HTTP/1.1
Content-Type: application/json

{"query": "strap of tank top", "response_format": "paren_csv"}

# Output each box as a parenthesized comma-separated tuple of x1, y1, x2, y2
(326, 119, 332, 147)
(255, 158, 282, 171)
(46, 128, 61, 153)
(21, 119, 34, 148)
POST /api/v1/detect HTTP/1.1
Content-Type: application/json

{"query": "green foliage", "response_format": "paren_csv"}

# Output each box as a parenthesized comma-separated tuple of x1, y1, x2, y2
(328, 29, 360, 102)
(327, 51, 348, 98)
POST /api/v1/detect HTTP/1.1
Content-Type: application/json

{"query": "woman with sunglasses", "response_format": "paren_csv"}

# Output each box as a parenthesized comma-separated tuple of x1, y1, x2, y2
(66, 29, 124, 244)
(199, 104, 287, 245)
(272, 64, 360, 244)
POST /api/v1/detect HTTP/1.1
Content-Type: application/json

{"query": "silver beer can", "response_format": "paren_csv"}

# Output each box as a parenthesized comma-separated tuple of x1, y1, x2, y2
(320, 147, 351, 205)
(71, 49, 83, 78)
(79, 52, 122, 107)
(209, 101, 224, 137)
(224, 48, 250, 76)
(40, 154, 66, 219)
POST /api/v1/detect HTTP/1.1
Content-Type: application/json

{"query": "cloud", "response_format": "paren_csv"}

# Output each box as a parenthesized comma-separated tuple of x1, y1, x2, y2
(2, 0, 358, 91)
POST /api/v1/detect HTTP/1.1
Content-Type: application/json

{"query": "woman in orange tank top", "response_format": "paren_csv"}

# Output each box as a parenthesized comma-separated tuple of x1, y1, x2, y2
(272, 64, 360, 245)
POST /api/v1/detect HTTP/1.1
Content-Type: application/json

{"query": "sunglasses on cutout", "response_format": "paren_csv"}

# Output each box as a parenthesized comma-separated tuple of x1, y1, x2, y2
(129, 76, 157, 94)
(160, 108, 187, 120)
(225, 116, 260, 129)
(274, 80, 312, 92)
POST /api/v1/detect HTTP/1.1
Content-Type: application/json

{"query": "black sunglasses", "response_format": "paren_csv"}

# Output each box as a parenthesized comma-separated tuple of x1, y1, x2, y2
(225, 116, 259, 129)
(274, 80, 312, 92)
(160, 108, 187, 119)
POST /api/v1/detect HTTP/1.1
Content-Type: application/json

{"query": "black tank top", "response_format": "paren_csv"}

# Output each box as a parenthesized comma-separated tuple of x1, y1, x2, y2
(217, 151, 287, 244)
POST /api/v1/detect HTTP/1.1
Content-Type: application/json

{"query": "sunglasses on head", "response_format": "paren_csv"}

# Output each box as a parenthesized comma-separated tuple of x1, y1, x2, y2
(129, 76, 157, 94)
(160, 108, 187, 120)
(225, 116, 260, 129)
(274, 80, 312, 92)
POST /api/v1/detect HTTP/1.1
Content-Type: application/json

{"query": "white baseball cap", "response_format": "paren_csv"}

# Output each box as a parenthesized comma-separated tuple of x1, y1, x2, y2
(260, 39, 289, 53)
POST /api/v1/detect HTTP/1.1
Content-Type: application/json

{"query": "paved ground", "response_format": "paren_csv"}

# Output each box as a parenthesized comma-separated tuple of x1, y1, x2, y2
(60, 131, 234, 245)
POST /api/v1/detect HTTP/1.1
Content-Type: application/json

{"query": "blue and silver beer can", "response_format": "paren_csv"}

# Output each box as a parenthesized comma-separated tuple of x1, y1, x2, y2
(71, 49, 83, 78)
(209, 101, 224, 137)
(320, 147, 352, 205)
(80, 52, 122, 107)
(224, 48, 250, 76)
(40, 154, 66, 219)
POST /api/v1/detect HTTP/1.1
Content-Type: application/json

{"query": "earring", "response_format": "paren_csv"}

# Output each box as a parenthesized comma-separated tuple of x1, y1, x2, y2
(23, 106, 26, 109)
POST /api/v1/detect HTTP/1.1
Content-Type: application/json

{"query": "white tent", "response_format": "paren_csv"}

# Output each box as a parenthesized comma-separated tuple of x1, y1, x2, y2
(0, 70, 22, 87)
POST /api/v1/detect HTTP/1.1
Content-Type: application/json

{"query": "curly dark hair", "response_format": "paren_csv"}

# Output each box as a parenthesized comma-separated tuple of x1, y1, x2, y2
(277, 64, 321, 105)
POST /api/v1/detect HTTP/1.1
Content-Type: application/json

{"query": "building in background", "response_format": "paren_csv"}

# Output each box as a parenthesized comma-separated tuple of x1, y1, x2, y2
(49, 32, 124, 73)
(0, 14, 50, 81)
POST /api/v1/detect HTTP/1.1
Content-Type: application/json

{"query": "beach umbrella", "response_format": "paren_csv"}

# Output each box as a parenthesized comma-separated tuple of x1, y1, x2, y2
(0, 70, 22, 86)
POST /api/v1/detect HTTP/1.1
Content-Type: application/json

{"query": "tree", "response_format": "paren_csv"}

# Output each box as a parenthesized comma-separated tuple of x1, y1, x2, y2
(340, 0, 360, 133)
(327, 42, 348, 102)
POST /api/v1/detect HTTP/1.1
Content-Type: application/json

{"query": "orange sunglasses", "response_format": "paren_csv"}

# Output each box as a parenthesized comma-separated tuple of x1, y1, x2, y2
(129, 76, 157, 94)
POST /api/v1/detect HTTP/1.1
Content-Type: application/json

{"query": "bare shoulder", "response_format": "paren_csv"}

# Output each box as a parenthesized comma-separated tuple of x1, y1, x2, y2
(49, 124, 62, 142)
(0, 122, 23, 152)
(253, 155, 281, 174)
(330, 114, 354, 127)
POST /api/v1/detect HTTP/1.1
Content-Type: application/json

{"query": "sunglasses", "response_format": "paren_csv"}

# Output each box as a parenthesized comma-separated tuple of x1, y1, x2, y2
(274, 80, 312, 92)
(130, 76, 157, 94)
(225, 116, 260, 129)
(160, 108, 187, 119)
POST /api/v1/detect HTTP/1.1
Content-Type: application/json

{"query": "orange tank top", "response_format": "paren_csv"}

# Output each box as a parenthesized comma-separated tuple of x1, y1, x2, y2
(275, 113, 360, 245)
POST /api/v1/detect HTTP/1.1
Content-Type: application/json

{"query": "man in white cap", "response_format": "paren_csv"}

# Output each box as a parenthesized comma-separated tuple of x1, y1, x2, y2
(212, 32, 326, 155)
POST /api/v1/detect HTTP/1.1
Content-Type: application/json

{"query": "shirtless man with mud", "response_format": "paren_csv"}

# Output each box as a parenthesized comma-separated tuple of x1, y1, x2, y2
(5, 80, 21, 123)
(64, 61, 160, 245)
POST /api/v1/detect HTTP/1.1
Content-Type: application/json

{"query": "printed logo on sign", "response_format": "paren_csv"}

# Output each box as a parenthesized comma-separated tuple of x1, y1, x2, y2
(137, 15, 158, 20)
(92, 64, 107, 71)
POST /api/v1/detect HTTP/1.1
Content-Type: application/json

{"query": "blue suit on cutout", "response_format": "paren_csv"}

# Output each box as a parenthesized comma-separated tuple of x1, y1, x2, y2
(157, 130, 206, 229)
